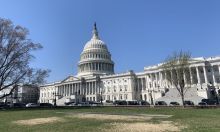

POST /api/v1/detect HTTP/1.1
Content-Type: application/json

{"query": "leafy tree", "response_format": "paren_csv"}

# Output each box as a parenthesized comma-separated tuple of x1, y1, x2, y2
(0, 18, 50, 99)
(161, 51, 191, 107)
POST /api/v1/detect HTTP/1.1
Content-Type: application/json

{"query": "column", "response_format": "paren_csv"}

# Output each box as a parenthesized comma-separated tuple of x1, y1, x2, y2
(145, 76, 148, 89)
(81, 83, 83, 95)
(65, 85, 68, 96)
(68, 85, 70, 96)
(104, 63, 106, 71)
(203, 66, 208, 84)
(84, 64, 86, 71)
(102, 63, 105, 71)
(189, 67, 193, 84)
(85, 82, 87, 95)
(63, 85, 65, 96)
(100, 63, 102, 71)
(183, 70, 187, 86)
(149, 74, 152, 89)
(57, 86, 60, 96)
(75, 83, 78, 94)
(211, 65, 216, 85)
(142, 78, 146, 90)
(71, 84, 73, 95)
(90, 82, 92, 94)
(91, 82, 93, 94)
(91, 63, 93, 71)
(164, 71, 168, 87)
(196, 66, 201, 84)
(141, 78, 144, 90)
(88, 82, 90, 95)
(155, 73, 158, 89)
(61, 85, 63, 96)
(94, 81, 97, 94)
(158, 72, 162, 88)
(80, 83, 83, 95)
(93, 63, 97, 71)
(170, 70, 173, 87)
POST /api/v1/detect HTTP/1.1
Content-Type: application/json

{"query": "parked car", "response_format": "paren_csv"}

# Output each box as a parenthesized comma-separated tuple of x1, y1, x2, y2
(198, 102, 207, 106)
(77, 102, 90, 106)
(67, 102, 77, 106)
(169, 102, 180, 106)
(105, 100, 113, 103)
(127, 100, 139, 105)
(113, 100, 127, 105)
(139, 101, 150, 105)
(26, 103, 39, 108)
(12, 103, 26, 108)
(0, 102, 9, 108)
(39, 103, 53, 108)
(184, 101, 194, 106)
(201, 99, 217, 105)
(65, 101, 75, 106)
(155, 101, 167, 106)
(88, 101, 101, 106)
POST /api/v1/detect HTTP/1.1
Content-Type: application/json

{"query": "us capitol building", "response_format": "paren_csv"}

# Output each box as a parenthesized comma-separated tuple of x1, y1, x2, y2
(40, 24, 220, 105)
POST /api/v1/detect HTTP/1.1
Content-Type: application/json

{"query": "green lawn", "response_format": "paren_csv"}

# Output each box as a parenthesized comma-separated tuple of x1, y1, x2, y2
(0, 107, 219, 132)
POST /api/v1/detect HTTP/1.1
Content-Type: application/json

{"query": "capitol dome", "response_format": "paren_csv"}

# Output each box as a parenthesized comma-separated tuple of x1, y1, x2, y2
(77, 23, 114, 77)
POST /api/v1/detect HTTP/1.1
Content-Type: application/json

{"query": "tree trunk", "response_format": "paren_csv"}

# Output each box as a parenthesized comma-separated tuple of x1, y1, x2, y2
(181, 93, 185, 108)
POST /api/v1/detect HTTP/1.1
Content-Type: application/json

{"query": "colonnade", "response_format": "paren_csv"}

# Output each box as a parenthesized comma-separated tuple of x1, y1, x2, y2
(57, 81, 101, 97)
(79, 62, 113, 72)
(143, 65, 220, 90)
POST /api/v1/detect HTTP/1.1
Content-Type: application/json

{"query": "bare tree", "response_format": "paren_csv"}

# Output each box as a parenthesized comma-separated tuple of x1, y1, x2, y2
(161, 51, 191, 107)
(0, 18, 50, 99)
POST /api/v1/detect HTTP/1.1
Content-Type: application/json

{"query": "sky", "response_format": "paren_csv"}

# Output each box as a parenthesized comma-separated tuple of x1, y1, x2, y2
(0, 0, 220, 83)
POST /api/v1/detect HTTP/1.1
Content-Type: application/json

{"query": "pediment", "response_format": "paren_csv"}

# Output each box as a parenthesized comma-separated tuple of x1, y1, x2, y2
(62, 76, 79, 83)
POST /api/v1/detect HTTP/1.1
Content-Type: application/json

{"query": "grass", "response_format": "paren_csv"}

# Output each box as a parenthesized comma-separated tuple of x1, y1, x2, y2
(0, 107, 220, 132)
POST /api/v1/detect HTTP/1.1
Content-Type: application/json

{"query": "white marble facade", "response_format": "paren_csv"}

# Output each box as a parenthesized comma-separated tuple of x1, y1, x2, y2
(39, 24, 220, 105)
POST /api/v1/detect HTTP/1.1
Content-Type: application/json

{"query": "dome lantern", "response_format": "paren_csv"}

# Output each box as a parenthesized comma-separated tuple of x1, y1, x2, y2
(92, 22, 99, 40)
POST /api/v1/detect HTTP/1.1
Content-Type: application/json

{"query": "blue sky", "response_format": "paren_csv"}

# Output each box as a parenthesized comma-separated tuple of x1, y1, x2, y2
(0, 0, 220, 83)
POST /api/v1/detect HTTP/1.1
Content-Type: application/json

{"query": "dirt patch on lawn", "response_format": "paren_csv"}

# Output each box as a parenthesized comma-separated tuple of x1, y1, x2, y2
(102, 121, 183, 132)
(69, 113, 172, 121)
(70, 113, 151, 121)
(13, 117, 64, 126)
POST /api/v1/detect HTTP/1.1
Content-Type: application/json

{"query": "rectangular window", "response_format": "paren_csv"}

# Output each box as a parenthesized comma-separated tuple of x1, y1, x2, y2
(124, 85, 127, 91)
(119, 94, 123, 100)
(124, 94, 128, 100)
